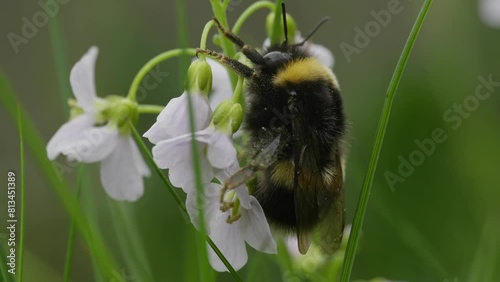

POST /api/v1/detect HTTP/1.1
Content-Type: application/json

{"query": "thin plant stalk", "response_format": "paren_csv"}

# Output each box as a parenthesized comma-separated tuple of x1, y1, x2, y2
(175, 0, 212, 280)
(63, 166, 84, 282)
(339, 0, 434, 280)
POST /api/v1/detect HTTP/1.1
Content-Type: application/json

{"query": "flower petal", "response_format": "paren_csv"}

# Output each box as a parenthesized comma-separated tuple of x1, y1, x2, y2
(100, 136, 146, 201)
(308, 43, 335, 68)
(205, 129, 238, 170)
(143, 92, 212, 144)
(70, 46, 99, 112)
(234, 185, 252, 210)
(186, 183, 221, 234)
(128, 136, 151, 177)
(46, 114, 119, 162)
(262, 34, 334, 68)
(47, 114, 94, 160)
(207, 211, 248, 272)
(151, 134, 213, 193)
(207, 58, 233, 110)
(479, 0, 500, 28)
(239, 197, 277, 254)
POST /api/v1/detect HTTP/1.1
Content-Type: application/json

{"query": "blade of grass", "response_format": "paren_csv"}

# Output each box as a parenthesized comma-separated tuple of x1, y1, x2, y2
(49, 14, 71, 116)
(0, 74, 123, 282)
(467, 216, 498, 282)
(129, 122, 243, 282)
(175, 0, 213, 280)
(16, 104, 25, 282)
(63, 166, 83, 282)
(339, 0, 433, 280)
(209, 0, 238, 87)
(79, 172, 107, 282)
(108, 200, 155, 282)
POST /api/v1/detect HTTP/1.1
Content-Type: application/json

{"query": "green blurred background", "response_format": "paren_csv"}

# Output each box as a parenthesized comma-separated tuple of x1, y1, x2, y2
(1, 0, 499, 281)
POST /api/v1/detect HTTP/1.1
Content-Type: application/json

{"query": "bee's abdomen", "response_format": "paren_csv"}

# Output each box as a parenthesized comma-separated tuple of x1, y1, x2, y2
(253, 170, 319, 231)
(254, 181, 297, 230)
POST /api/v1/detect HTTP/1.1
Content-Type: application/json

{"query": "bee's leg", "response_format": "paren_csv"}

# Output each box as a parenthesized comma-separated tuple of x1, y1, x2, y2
(220, 136, 281, 203)
(212, 17, 266, 66)
(220, 166, 256, 203)
(196, 48, 257, 79)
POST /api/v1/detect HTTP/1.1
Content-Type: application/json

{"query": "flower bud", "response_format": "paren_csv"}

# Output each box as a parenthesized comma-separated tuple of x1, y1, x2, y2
(212, 101, 243, 134)
(185, 60, 213, 96)
(266, 12, 297, 44)
(104, 96, 138, 134)
(212, 100, 233, 126)
(230, 103, 243, 134)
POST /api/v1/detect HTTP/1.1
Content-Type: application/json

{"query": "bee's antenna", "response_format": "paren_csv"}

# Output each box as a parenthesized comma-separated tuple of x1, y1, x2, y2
(281, 2, 288, 46)
(295, 17, 329, 46)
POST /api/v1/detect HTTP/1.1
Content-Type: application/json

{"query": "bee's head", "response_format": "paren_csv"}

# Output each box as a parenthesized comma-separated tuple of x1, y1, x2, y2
(263, 51, 291, 69)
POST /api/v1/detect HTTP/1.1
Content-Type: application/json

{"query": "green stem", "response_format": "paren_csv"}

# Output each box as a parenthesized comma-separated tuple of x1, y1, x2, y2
(137, 104, 164, 114)
(339, 0, 433, 281)
(17, 104, 25, 282)
(127, 48, 197, 101)
(231, 76, 245, 106)
(175, 0, 212, 280)
(270, 0, 283, 45)
(63, 166, 83, 282)
(232, 1, 275, 35)
(209, 0, 238, 88)
(49, 15, 72, 116)
(128, 122, 243, 282)
(199, 20, 215, 60)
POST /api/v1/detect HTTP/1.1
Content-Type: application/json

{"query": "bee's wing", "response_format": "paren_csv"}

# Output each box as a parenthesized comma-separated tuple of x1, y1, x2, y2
(294, 167, 321, 254)
(292, 114, 345, 255)
(291, 114, 323, 254)
(316, 152, 345, 255)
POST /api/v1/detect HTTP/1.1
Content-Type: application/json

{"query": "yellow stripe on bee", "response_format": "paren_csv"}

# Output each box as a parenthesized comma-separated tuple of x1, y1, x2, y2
(273, 57, 339, 88)
(271, 161, 295, 188)
(271, 160, 334, 189)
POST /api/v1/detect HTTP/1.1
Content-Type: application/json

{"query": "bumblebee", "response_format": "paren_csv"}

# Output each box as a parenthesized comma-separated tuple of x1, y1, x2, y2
(197, 4, 346, 255)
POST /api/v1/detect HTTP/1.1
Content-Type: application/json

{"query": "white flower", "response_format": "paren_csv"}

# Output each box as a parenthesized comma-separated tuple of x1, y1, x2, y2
(143, 91, 237, 193)
(206, 58, 233, 110)
(186, 167, 276, 272)
(207, 195, 276, 272)
(46, 46, 150, 201)
(263, 33, 335, 68)
(479, 0, 500, 27)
